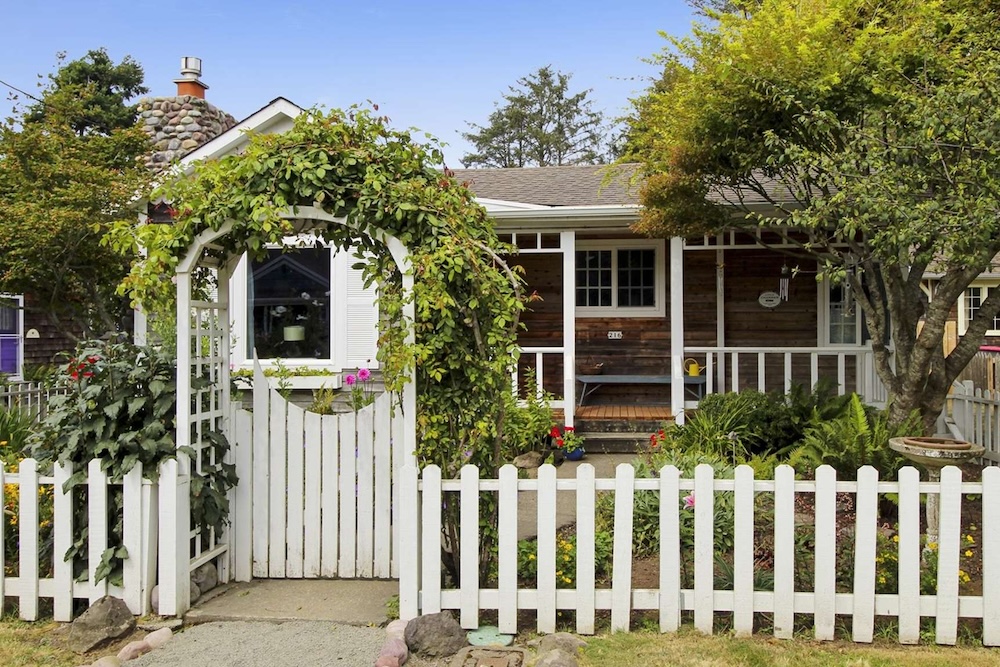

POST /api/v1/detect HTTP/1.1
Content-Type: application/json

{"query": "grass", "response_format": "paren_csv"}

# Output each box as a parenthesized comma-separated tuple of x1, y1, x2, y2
(0, 619, 78, 667)
(580, 629, 1000, 667)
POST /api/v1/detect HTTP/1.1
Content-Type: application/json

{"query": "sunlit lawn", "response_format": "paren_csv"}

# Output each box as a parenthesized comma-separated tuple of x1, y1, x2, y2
(581, 629, 1000, 667)
(0, 619, 78, 667)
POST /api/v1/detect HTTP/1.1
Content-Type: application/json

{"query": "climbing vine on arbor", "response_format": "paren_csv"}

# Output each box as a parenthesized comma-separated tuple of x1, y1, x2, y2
(114, 106, 528, 578)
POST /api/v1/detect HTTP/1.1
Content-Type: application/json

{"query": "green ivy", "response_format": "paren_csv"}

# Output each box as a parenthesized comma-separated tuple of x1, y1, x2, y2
(112, 105, 527, 580)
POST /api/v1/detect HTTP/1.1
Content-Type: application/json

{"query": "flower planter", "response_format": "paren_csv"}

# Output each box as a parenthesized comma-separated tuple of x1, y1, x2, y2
(565, 448, 585, 461)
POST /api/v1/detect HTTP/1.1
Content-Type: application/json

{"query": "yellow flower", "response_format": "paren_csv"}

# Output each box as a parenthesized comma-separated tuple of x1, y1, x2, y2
(892, 535, 900, 543)
(528, 554, 535, 560)
(965, 550, 973, 558)
(928, 542, 938, 551)
(966, 535, 975, 543)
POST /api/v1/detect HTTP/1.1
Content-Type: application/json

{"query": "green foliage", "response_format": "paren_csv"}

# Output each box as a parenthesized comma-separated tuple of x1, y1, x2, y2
(462, 66, 607, 168)
(629, 0, 1000, 428)
(306, 386, 339, 415)
(787, 394, 919, 479)
(499, 372, 556, 459)
(0, 51, 152, 340)
(0, 407, 34, 465)
(514, 530, 614, 588)
(26, 48, 148, 134)
(116, 105, 526, 580)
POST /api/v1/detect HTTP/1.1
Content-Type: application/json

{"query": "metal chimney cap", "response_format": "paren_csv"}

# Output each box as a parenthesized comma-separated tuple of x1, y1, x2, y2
(179, 56, 203, 79)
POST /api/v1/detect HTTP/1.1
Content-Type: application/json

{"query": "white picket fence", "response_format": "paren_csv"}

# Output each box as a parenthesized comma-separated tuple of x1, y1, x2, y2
(399, 463, 1000, 646)
(228, 386, 406, 581)
(947, 380, 1000, 465)
(0, 459, 157, 620)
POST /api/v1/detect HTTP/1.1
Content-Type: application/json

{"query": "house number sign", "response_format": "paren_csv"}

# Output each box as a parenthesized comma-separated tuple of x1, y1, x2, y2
(758, 291, 782, 309)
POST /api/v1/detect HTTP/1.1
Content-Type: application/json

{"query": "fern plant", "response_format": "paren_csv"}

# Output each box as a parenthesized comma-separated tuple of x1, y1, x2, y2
(788, 394, 919, 479)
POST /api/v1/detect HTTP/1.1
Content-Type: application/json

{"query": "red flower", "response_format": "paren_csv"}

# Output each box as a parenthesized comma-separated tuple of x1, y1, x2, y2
(83, 371, 94, 378)
(556, 438, 564, 448)
(564, 426, 575, 433)
(550, 426, 561, 438)
(70, 371, 79, 380)
(87, 355, 99, 363)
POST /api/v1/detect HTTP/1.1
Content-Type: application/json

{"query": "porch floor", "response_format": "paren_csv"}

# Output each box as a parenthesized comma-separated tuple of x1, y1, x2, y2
(575, 404, 672, 420)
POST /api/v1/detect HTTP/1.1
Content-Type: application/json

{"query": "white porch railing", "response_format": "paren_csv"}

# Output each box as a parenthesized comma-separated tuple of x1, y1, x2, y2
(685, 346, 889, 406)
(399, 463, 1000, 646)
(0, 381, 66, 423)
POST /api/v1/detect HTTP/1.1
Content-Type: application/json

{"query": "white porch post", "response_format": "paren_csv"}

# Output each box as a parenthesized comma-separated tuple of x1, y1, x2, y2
(670, 237, 686, 424)
(562, 231, 576, 426)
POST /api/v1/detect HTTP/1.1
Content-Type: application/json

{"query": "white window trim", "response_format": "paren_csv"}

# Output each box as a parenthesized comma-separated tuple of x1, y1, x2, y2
(229, 242, 379, 375)
(958, 282, 1000, 336)
(817, 278, 863, 347)
(575, 239, 666, 318)
(0, 293, 24, 380)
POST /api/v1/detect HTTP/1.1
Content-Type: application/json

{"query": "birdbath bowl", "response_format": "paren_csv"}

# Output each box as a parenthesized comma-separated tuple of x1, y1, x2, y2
(889, 437, 984, 546)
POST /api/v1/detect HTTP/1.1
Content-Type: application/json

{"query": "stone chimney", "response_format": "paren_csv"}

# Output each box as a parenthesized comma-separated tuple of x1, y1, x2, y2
(137, 57, 237, 172)
(174, 56, 208, 99)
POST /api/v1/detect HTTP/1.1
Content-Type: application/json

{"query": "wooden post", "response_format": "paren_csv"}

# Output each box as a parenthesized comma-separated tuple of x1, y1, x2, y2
(562, 231, 576, 426)
(670, 237, 686, 423)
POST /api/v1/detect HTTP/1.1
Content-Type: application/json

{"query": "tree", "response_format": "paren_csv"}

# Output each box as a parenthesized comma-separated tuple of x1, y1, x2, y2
(25, 48, 148, 134)
(0, 51, 151, 340)
(462, 66, 606, 168)
(627, 0, 1000, 431)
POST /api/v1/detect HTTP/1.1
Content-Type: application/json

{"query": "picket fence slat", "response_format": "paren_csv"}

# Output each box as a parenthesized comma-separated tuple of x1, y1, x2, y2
(268, 391, 287, 578)
(733, 465, 754, 637)
(285, 404, 305, 578)
(537, 464, 558, 634)
(852, 466, 878, 643)
(459, 465, 479, 629)
(498, 465, 519, 634)
(390, 395, 404, 579)
(373, 394, 392, 578)
(19, 459, 40, 620)
(983, 467, 1000, 646)
(87, 459, 108, 606)
(773, 465, 795, 639)
(398, 466, 420, 620)
(813, 466, 836, 641)
(611, 463, 635, 633)
(52, 463, 73, 622)
(356, 403, 375, 578)
(122, 465, 144, 613)
(339, 411, 358, 578)
(575, 464, 596, 635)
(303, 411, 322, 578)
(421, 466, 443, 614)
(936, 466, 963, 645)
(693, 464, 714, 634)
(0, 464, 5, 607)
(321, 414, 339, 577)
(659, 466, 681, 632)
(897, 466, 921, 644)
(251, 366, 270, 578)
(233, 405, 254, 582)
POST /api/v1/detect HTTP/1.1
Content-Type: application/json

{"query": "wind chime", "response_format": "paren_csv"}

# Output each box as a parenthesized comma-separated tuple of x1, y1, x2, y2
(779, 264, 791, 301)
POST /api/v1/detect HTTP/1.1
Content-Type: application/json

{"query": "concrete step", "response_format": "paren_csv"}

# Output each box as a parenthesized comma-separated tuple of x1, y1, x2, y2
(578, 431, 652, 454)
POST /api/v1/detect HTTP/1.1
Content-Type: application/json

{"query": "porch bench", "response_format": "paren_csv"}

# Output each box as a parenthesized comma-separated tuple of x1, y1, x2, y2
(577, 374, 706, 406)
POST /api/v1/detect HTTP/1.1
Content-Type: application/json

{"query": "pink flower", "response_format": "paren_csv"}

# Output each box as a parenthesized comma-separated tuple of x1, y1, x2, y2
(345, 374, 356, 386)
(357, 368, 371, 381)
(683, 494, 695, 509)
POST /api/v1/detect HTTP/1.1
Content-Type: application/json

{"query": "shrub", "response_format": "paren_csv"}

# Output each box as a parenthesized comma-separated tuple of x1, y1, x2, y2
(515, 529, 614, 587)
(0, 407, 34, 466)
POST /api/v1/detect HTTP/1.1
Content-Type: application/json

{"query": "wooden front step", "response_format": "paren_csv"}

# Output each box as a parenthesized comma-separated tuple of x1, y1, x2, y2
(575, 404, 674, 453)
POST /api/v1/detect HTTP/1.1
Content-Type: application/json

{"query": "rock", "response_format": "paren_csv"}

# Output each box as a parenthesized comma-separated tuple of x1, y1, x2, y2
(385, 618, 408, 640)
(192, 562, 218, 593)
(535, 648, 578, 667)
(150, 586, 159, 615)
(379, 637, 408, 660)
(117, 639, 152, 661)
(92, 657, 122, 667)
(190, 579, 202, 605)
(538, 632, 587, 655)
(513, 451, 544, 469)
(144, 627, 174, 649)
(404, 612, 467, 658)
(59, 596, 136, 654)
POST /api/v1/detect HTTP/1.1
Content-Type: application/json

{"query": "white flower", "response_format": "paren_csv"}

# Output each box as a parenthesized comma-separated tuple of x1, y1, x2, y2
(273, 306, 287, 315)
(300, 292, 311, 300)
(296, 314, 308, 321)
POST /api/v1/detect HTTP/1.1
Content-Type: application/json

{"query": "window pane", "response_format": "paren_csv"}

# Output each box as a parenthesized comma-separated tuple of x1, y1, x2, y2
(0, 339, 17, 374)
(576, 250, 612, 307)
(0, 301, 16, 335)
(617, 249, 656, 307)
(249, 248, 332, 359)
(829, 284, 857, 344)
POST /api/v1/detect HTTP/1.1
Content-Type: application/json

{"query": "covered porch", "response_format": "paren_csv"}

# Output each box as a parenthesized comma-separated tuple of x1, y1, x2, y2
(501, 225, 886, 428)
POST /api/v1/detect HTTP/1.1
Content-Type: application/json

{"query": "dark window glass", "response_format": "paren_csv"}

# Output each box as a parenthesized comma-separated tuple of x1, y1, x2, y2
(617, 249, 655, 307)
(575, 250, 612, 307)
(249, 248, 332, 359)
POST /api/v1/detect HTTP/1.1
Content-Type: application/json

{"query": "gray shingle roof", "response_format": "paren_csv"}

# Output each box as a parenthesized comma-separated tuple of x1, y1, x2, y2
(450, 164, 640, 207)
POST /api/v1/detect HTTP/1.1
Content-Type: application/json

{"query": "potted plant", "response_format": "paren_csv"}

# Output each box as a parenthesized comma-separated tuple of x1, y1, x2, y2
(550, 425, 586, 461)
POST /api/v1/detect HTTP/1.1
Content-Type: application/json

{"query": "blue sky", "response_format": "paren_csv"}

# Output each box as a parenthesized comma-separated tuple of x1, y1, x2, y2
(0, 1, 696, 166)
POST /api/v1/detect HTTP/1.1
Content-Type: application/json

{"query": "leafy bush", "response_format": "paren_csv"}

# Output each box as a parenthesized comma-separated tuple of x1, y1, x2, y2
(28, 338, 237, 584)
(787, 394, 920, 479)
(515, 529, 614, 587)
(499, 370, 555, 459)
(0, 407, 34, 466)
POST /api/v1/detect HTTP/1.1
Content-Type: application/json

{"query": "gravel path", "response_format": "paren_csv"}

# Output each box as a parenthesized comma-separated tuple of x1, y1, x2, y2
(126, 620, 444, 667)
